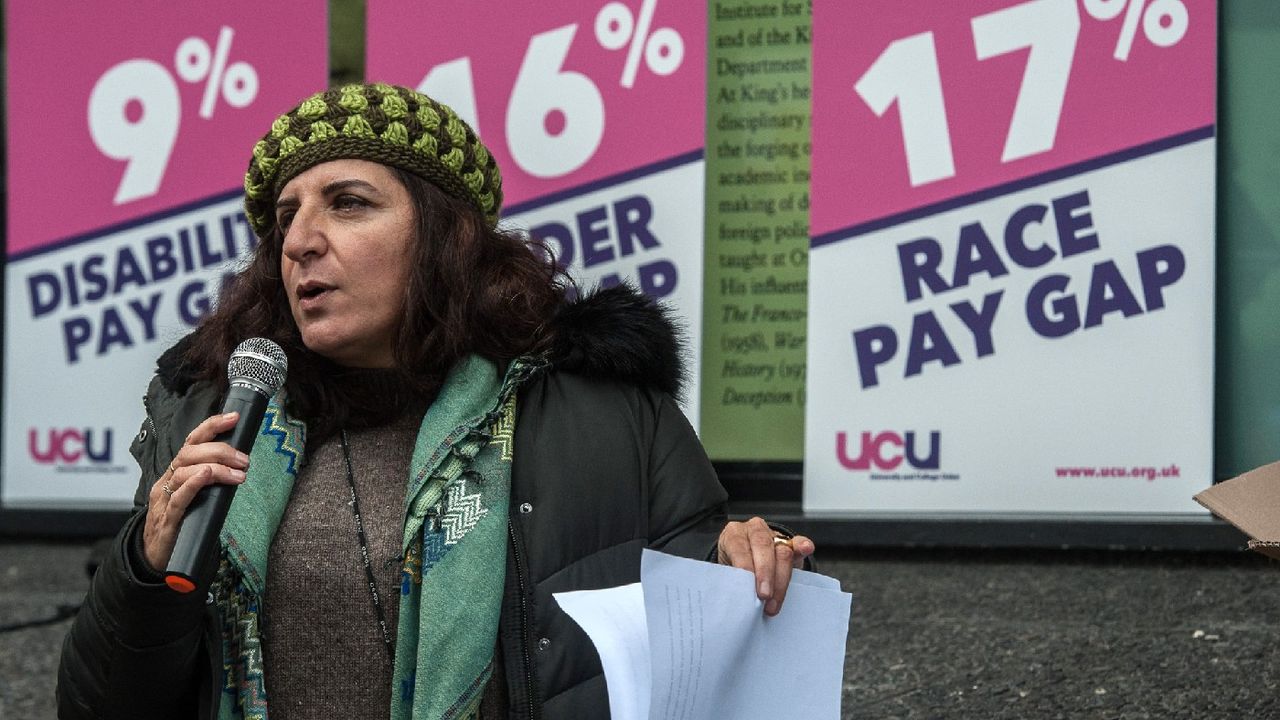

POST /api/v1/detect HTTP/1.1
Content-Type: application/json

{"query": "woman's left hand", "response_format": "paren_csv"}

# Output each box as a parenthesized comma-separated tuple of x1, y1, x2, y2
(716, 517, 816, 616)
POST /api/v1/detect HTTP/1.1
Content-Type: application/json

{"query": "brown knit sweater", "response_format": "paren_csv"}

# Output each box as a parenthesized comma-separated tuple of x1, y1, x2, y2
(261, 373, 506, 719)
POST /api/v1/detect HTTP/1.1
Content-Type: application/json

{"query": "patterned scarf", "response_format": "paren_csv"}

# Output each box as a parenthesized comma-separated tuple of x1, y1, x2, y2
(210, 355, 539, 719)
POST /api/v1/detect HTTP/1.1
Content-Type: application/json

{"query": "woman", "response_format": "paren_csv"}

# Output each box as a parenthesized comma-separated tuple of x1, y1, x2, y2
(57, 83, 814, 720)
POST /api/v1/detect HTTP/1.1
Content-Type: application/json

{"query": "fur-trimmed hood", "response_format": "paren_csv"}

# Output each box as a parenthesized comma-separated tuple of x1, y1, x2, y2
(546, 284, 686, 400)
(157, 284, 686, 399)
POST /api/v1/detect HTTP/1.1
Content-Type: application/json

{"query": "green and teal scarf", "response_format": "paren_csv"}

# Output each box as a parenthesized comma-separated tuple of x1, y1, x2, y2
(210, 355, 539, 720)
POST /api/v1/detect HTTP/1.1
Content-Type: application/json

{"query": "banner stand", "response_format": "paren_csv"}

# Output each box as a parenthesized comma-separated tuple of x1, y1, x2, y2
(712, 464, 1246, 551)
(729, 511, 1247, 553)
(0, 474, 1249, 551)
(0, 509, 129, 539)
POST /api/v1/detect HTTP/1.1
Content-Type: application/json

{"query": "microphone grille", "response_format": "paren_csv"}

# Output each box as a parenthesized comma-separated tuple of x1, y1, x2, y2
(227, 338, 288, 393)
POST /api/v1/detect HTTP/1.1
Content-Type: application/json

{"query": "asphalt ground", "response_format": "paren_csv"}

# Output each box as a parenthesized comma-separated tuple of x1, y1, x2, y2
(2, 540, 1277, 719)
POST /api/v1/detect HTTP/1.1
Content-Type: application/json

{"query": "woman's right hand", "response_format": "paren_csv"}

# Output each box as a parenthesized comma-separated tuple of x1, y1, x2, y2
(142, 411, 251, 573)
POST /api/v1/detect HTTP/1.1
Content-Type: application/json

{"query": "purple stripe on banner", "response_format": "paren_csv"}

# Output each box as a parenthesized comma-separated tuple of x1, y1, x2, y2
(9, 188, 245, 263)
(811, 125, 1216, 250)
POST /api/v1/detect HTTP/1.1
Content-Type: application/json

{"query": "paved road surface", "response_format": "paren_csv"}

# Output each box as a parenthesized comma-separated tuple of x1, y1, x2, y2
(2, 540, 1276, 718)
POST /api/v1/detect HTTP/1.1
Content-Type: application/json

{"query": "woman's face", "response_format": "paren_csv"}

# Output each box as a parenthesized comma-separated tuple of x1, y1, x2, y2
(277, 159, 416, 368)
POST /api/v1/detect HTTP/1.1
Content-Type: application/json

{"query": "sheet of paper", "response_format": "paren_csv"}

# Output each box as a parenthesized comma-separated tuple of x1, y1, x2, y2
(553, 582, 651, 720)
(554, 550, 852, 720)
(641, 549, 851, 719)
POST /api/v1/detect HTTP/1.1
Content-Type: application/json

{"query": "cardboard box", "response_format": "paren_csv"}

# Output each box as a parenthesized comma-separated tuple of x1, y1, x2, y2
(1194, 460, 1280, 560)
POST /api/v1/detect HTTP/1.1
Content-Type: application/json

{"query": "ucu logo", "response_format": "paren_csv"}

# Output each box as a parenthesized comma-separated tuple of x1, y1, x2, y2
(28, 428, 113, 464)
(836, 431, 941, 470)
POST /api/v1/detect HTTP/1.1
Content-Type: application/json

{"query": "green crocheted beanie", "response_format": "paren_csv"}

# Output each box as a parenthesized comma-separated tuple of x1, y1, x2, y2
(243, 82, 502, 238)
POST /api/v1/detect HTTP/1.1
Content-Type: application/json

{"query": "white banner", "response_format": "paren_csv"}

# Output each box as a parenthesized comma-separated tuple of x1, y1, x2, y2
(2, 1, 328, 510)
(804, 141, 1214, 513)
(505, 159, 705, 428)
(805, 0, 1216, 515)
(4, 198, 251, 507)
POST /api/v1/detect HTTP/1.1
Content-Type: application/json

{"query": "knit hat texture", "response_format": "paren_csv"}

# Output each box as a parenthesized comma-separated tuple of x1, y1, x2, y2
(243, 83, 502, 239)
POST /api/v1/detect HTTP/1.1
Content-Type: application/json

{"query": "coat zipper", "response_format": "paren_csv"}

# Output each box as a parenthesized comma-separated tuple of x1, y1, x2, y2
(508, 519, 538, 719)
(140, 394, 160, 480)
(141, 395, 157, 435)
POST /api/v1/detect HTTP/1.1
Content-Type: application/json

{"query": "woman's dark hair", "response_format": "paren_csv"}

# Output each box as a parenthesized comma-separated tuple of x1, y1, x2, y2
(183, 166, 566, 441)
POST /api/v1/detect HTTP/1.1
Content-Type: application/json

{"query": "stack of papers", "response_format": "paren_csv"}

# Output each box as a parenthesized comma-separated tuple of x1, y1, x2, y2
(554, 549, 852, 719)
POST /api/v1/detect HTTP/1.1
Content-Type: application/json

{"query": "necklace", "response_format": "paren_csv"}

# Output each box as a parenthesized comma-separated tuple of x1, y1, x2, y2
(340, 429, 394, 660)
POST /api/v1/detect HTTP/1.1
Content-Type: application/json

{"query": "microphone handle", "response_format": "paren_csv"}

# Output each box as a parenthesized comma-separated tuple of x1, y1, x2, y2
(164, 383, 270, 593)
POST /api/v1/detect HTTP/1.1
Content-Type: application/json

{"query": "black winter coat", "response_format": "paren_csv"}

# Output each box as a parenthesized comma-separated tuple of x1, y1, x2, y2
(56, 287, 729, 719)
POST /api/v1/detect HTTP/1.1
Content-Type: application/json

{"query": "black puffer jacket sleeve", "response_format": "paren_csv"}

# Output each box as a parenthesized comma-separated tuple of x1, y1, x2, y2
(643, 390, 730, 557)
(504, 371, 729, 717)
(56, 514, 210, 719)
(56, 376, 217, 720)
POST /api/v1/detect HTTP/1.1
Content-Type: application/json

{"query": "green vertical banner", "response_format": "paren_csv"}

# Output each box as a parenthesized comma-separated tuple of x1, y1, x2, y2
(701, 2, 813, 461)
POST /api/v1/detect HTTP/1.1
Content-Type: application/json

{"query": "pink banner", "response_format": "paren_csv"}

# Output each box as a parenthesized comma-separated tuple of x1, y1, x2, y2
(4, 2, 328, 258)
(804, 0, 1216, 515)
(811, 0, 1216, 240)
(367, 0, 705, 209)
(3, 2, 327, 510)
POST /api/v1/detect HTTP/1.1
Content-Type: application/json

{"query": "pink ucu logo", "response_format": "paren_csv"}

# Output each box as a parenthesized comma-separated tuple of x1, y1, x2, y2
(28, 428, 113, 464)
(836, 431, 941, 470)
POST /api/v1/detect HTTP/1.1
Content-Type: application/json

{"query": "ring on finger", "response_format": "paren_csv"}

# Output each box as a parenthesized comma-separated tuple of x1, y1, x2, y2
(772, 534, 793, 549)
(162, 481, 175, 497)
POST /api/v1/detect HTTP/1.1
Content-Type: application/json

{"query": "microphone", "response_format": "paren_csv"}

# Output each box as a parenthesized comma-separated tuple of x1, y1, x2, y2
(165, 338, 288, 593)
